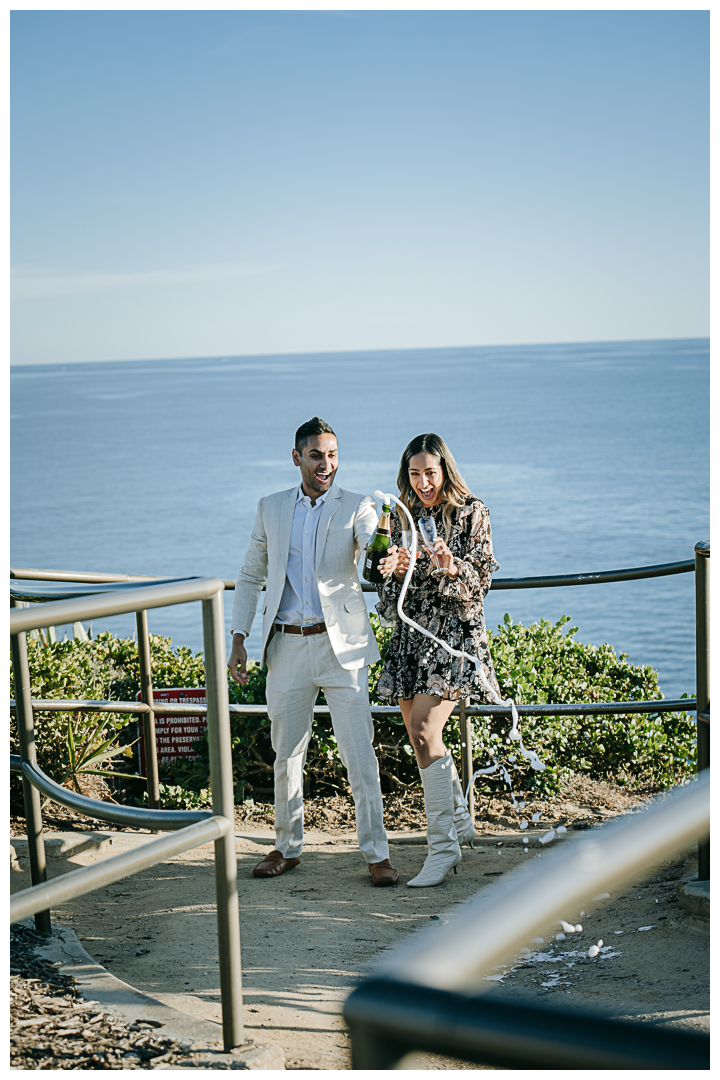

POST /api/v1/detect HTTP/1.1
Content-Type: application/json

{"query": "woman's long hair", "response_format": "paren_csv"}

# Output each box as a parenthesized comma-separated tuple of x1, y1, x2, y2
(397, 433, 473, 539)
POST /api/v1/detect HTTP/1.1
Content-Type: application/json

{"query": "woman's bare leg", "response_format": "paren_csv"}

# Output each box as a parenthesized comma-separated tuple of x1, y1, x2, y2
(398, 695, 457, 770)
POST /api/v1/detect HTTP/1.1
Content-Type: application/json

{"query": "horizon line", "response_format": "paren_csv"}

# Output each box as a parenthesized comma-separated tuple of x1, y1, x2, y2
(9, 334, 709, 371)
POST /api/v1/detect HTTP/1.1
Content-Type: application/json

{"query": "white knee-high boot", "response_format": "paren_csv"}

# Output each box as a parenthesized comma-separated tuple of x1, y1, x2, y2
(407, 753, 462, 887)
(451, 760, 476, 847)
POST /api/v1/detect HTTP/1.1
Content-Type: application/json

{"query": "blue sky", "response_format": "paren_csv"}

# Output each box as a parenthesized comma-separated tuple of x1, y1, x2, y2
(11, 8, 709, 365)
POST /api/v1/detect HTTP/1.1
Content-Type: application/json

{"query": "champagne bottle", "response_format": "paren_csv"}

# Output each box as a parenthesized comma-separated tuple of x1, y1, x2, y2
(363, 502, 392, 584)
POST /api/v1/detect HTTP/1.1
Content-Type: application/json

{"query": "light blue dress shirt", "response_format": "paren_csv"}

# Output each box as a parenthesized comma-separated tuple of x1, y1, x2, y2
(275, 485, 328, 625)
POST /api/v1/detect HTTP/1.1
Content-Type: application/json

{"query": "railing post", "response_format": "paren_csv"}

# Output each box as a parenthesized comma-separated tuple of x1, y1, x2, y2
(694, 540, 710, 881)
(203, 589, 243, 1051)
(10, 600, 51, 934)
(136, 610, 160, 814)
(459, 698, 475, 823)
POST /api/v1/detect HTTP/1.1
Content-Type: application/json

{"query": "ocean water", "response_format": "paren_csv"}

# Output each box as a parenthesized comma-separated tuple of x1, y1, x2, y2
(11, 338, 709, 700)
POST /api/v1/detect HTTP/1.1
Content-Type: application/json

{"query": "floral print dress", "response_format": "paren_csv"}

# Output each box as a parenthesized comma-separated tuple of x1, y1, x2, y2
(375, 497, 503, 704)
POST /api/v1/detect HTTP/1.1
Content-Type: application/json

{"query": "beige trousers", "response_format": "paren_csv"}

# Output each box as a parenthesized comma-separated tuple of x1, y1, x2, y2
(265, 629, 389, 863)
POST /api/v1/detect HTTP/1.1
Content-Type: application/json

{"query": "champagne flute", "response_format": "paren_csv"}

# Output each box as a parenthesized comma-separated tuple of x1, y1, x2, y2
(418, 516, 441, 572)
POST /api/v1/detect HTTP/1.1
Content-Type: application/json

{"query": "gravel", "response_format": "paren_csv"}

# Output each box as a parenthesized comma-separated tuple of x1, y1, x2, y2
(10, 923, 192, 1070)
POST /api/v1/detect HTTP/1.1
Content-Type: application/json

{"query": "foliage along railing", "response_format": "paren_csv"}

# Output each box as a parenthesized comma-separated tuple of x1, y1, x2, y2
(10, 549, 705, 804)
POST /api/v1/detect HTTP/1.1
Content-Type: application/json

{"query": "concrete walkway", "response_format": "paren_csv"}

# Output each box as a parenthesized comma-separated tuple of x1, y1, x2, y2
(11, 826, 709, 1070)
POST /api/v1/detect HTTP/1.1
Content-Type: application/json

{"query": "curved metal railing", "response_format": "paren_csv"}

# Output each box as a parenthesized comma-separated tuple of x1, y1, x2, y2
(9, 577, 244, 1053)
(10, 815, 232, 927)
(15, 758, 211, 831)
(10, 557, 696, 595)
(344, 771, 710, 1069)
(9, 576, 203, 604)
(9, 695, 697, 719)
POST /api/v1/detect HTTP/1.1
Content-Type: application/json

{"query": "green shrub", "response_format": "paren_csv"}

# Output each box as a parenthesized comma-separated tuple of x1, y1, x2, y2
(479, 614, 696, 794)
(137, 784, 212, 811)
(10, 631, 205, 809)
(11, 616, 696, 812)
(162, 613, 697, 798)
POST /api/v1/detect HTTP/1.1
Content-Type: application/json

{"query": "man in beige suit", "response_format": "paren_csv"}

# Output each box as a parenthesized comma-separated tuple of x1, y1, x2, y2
(228, 417, 398, 885)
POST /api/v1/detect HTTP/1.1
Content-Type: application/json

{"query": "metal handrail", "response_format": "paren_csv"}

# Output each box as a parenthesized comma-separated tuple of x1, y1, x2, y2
(11, 556, 695, 594)
(11, 567, 161, 583)
(10, 698, 153, 714)
(9, 577, 244, 1052)
(9, 576, 203, 604)
(19, 759, 211, 830)
(483, 558, 695, 589)
(428, 698, 696, 716)
(694, 541, 710, 879)
(9, 695, 699, 721)
(379, 772, 708, 989)
(344, 771, 710, 1068)
(9, 695, 698, 718)
(344, 979, 708, 1070)
(10, 578, 224, 634)
(10, 815, 231, 925)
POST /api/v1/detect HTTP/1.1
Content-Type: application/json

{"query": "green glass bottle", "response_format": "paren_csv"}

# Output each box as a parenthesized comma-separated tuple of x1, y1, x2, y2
(363, 502, 392, 584)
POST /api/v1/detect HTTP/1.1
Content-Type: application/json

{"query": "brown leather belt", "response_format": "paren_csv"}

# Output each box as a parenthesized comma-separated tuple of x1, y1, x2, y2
(274, 622, 327, 636)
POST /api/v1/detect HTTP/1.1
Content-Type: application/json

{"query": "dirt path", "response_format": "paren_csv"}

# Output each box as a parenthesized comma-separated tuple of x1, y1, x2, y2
(11, 814, 708, 1070)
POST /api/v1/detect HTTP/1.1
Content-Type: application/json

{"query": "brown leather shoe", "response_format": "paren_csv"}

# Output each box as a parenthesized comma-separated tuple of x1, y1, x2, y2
(252, 849, 301, 878)
(369, 858, 399, 886)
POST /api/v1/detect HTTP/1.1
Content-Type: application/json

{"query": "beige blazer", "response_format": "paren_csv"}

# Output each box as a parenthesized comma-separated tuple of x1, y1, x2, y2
(231, 485, 380, 671)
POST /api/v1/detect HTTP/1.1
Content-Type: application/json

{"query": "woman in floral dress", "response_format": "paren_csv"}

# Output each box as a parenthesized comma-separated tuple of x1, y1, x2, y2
(376, 433, 502, 887)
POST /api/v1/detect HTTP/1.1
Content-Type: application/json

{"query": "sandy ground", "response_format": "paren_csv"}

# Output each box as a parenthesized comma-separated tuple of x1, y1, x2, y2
(11, 800, 708, 1071)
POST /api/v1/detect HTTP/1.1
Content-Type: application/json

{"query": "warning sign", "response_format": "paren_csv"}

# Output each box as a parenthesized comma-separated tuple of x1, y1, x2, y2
(138, 688, 208, 773)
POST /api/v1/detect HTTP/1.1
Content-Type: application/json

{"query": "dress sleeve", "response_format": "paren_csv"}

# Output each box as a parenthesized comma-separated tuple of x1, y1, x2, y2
(435, 500, 499, 620)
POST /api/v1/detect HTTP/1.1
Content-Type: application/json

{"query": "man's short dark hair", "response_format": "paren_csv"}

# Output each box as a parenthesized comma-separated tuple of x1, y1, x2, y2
(295, 417, 336, 452)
